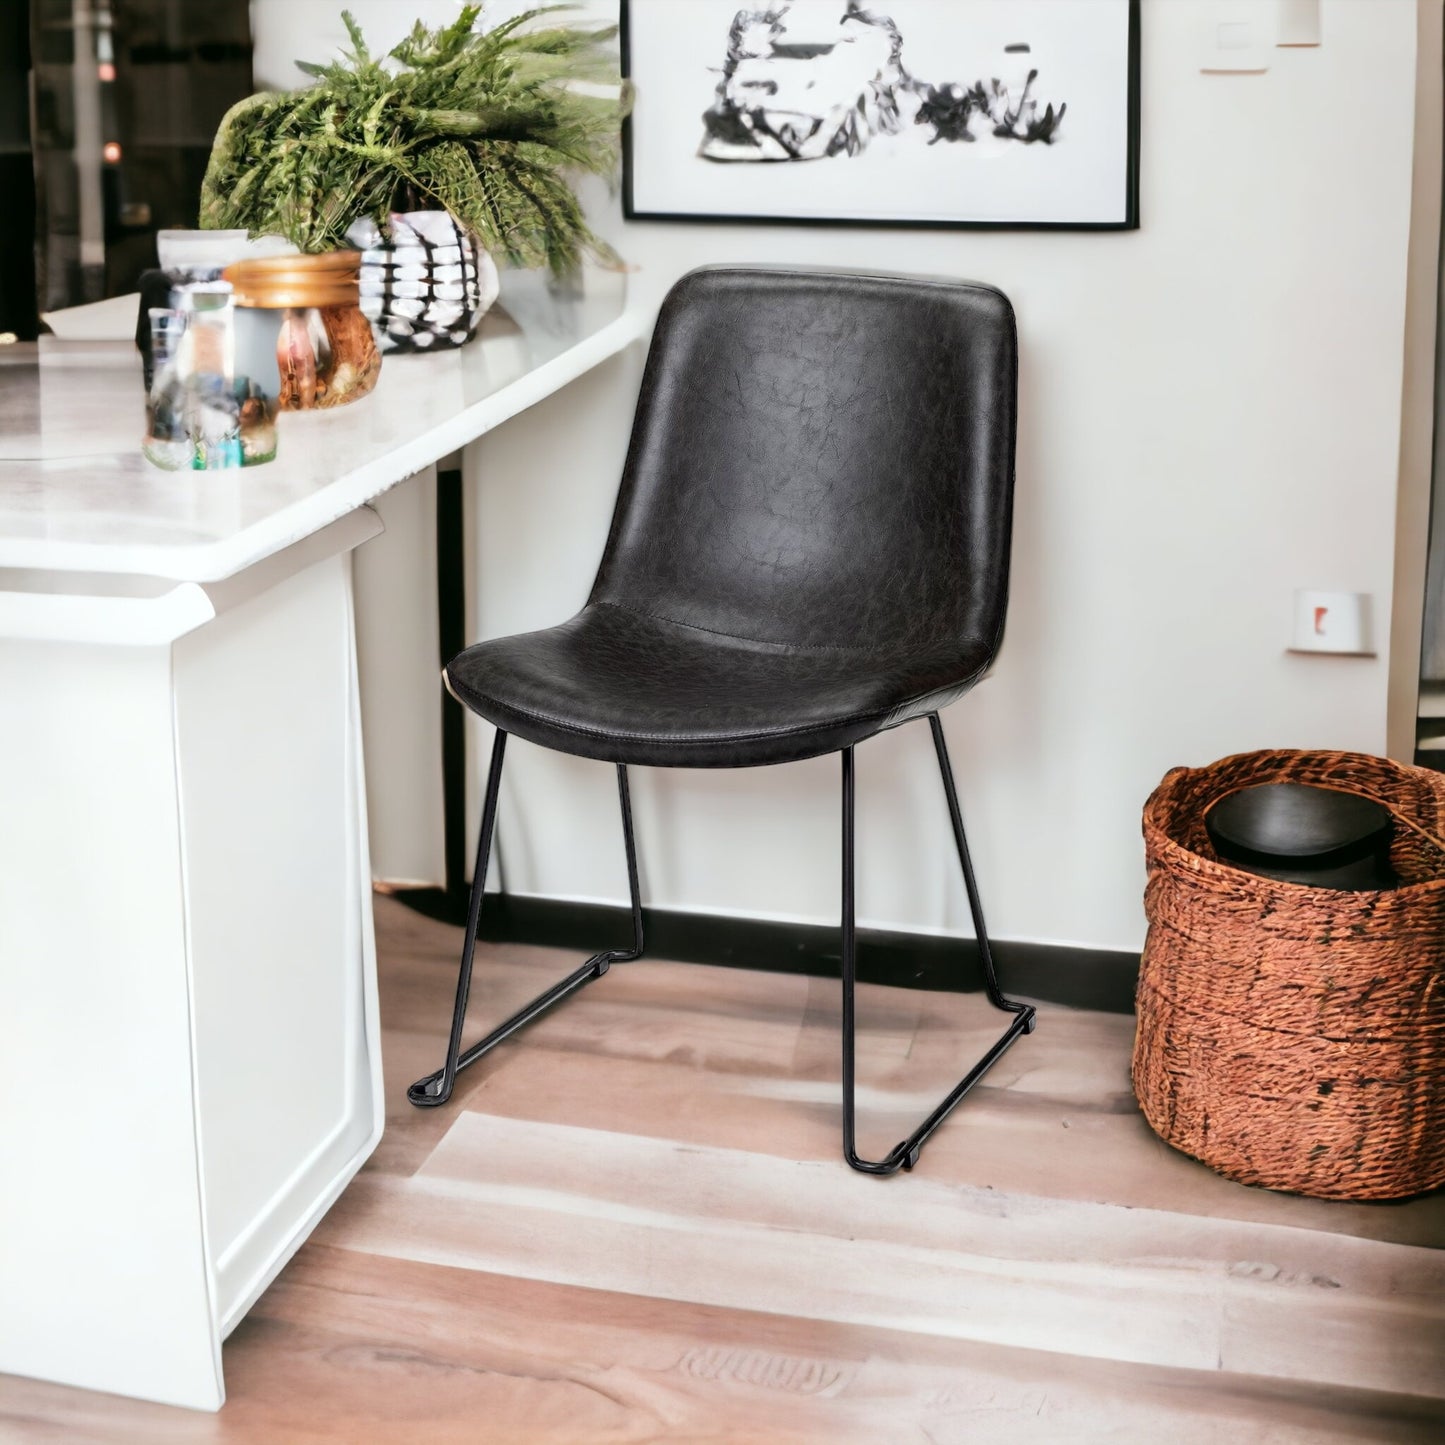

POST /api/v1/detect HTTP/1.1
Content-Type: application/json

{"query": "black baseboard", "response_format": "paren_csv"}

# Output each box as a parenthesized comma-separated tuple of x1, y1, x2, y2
(390, 887, 1139, 1015)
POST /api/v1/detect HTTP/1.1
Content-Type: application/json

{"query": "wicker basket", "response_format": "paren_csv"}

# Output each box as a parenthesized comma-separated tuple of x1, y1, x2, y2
(1133, 749, 1445, 1200)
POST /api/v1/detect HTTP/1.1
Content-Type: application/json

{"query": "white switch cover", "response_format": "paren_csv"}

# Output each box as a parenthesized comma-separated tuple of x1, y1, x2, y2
(1200, 3, 1270, 72)
(1277, 0, 1323, 47)
(1290, 590, 1375, 656)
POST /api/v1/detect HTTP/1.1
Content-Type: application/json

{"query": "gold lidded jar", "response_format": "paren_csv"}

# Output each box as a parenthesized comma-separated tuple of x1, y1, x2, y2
(222, 251, 381, 414)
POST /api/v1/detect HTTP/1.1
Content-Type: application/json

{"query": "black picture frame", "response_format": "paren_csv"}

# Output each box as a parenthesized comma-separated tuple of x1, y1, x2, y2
(620, 0, 1141, 232)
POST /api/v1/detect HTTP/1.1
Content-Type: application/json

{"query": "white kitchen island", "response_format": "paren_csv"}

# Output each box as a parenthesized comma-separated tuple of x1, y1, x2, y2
(0, 271, 643, 1411)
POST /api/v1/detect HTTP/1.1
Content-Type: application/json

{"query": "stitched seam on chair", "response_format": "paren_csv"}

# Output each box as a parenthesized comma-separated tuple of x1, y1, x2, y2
(447, 674, 899, 746)
(882, 665, 986, 726)
(446, 659, 988, 749)
(592, 599, 916, 655)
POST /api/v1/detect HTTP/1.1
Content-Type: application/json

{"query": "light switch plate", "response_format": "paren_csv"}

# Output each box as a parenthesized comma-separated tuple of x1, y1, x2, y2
(1289, 590, 1375, 656)
(1277, 0, 1322, 47)
(1200, 3, 1270, 72)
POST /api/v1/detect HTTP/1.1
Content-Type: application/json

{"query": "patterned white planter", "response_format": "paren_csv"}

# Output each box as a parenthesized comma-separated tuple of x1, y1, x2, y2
(348, 210, 500, 353)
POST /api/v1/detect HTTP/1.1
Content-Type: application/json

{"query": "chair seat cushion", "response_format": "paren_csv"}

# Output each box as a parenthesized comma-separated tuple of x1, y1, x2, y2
(445, 602, 991, 768)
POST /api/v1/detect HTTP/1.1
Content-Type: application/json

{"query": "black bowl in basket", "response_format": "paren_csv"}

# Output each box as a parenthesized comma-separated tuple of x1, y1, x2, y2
(1205, 781, 1396, 890)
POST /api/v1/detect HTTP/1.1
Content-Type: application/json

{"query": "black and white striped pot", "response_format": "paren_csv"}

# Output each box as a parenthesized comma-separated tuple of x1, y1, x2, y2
(347, 210, 500, 353)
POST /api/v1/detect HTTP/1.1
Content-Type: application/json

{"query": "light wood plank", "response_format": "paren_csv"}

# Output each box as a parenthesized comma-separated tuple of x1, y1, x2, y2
(2, 895, 1442, 1441)
(3, 1248, 1442, 1444)
(317, 1111, 1445, 1399)
(383, 924, 1445, 1250)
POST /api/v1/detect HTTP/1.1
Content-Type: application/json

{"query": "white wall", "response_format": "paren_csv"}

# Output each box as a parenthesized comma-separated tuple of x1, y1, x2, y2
(250, 0, 537, 90)
(465, 0, 1421, 954)
(250, 0, 1424, 953)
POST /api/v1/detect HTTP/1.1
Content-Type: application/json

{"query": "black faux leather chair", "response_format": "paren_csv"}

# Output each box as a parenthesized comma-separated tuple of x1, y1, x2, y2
(409, 266, 1035, 1175)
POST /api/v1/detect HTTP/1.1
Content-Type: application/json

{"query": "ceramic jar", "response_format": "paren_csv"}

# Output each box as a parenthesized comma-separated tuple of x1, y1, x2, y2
(347, 210, 500, 354)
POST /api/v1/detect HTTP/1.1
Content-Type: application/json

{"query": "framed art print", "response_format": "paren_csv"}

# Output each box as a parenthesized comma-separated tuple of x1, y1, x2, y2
(621, 0, 1140, 230)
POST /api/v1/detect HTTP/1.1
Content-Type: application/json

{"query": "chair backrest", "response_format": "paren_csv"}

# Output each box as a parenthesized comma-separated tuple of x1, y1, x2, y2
(590, 266, 1017, 656)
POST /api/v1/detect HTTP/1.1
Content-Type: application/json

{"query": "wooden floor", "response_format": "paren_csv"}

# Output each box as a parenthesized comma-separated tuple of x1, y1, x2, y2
(4, 896, 1445, 1443)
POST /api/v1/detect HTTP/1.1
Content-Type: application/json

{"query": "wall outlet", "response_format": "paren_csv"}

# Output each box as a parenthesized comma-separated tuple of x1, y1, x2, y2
(1290, 590, 1375, 656)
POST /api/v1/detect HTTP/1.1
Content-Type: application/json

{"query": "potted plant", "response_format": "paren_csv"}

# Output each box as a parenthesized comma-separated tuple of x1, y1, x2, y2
(199, 5, 627, 354)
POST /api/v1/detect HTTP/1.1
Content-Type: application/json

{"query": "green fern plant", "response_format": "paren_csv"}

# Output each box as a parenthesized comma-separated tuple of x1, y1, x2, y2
(199, 4, 628, 272)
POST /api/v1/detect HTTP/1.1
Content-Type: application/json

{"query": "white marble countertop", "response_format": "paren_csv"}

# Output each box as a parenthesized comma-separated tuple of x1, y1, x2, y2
(0, 269, 642, 583)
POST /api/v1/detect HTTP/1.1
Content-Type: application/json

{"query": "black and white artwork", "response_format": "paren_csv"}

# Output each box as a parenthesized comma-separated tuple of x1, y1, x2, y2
(621, 0, 1139, 229)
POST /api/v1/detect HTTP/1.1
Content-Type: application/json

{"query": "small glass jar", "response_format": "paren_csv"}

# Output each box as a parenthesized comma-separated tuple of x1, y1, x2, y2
(142, 305, 193, 470)
(222, 251, 382, 413)
(182, 283, 245, 469)
(144, 282, 265, 471)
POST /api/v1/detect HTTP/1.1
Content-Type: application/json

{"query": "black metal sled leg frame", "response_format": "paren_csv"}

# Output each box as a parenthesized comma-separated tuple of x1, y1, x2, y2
(408, 714, 1033, 1176)
(840, 714, 1036, 1176)
(407, 729, 644, 1108)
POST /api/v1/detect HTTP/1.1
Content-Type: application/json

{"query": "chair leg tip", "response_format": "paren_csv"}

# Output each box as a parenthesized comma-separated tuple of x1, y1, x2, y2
(407, 1076, 451, 1108)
